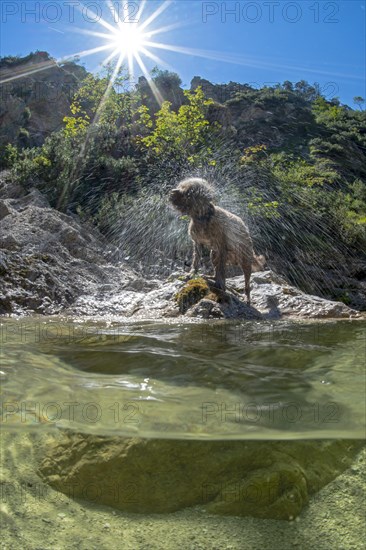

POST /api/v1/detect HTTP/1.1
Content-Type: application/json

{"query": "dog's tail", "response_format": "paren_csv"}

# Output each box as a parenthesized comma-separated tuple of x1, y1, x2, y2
(252, 253, 266, 272)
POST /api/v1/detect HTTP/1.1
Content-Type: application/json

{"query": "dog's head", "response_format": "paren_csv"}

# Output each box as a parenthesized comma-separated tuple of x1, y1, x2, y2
(169, 188, 190, 214)
(169, 178, 215, 217)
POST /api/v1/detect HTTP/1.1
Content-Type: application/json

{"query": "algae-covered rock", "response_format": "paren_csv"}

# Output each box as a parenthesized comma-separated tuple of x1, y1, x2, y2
(37, 434, 364, 520)
(168, 271, 359, 320)
(175, 277, 211, 313)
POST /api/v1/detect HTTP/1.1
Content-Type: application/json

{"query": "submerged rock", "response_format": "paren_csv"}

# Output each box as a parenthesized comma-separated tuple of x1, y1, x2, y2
(38, 434, 364, 519)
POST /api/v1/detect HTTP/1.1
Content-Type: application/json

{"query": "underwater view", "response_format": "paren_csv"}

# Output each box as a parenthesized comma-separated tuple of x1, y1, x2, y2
(1, 317, 365, 549)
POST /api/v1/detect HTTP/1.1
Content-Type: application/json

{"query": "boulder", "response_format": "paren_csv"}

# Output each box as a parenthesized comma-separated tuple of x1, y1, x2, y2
(0, 181, 138, 314)
(38, 434, 364, 520)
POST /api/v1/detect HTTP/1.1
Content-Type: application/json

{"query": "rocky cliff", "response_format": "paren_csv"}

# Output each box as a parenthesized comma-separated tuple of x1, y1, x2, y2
(0, 172, 139, 314)
(0, 51, 87, 148)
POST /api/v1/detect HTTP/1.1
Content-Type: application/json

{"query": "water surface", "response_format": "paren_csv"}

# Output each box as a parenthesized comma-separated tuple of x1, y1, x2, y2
(1, 317, 365, 439)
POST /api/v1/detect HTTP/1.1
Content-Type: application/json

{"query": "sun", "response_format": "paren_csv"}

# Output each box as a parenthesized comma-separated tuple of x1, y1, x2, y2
(110, 25, 145, 57)
(61, 1, 181, 97)
(0, 0, 221, 105)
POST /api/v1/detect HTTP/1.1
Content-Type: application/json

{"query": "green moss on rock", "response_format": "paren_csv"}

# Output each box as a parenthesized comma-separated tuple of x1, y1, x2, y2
(175, 277, 211, 313)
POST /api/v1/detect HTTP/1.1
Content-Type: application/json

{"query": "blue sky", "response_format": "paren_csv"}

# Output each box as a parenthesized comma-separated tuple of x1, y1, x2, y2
(1, 0, 365, 107)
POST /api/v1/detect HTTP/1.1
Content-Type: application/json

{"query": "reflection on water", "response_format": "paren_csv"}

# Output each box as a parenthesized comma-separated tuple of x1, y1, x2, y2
(0, 318, 365, 439)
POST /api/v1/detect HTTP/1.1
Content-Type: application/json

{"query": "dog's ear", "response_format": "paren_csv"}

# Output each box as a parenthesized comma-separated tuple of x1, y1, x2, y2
(208, 202, 215, 216)
(169, 189, 180, 203)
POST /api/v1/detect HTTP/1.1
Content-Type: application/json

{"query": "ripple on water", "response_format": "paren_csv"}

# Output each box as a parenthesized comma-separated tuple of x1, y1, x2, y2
(0, 317, 365, 439)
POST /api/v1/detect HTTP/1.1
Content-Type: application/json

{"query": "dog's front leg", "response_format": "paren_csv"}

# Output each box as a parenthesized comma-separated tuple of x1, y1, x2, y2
(189, 241, 202, 276)
(212, 248, 227, 290)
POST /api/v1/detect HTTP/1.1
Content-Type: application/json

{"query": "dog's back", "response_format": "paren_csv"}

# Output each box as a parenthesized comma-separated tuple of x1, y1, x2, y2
(190, 205, 254, 267)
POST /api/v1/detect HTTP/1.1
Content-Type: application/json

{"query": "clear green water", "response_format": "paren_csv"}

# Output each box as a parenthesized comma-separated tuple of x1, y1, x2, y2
(1, 317, 365, 439)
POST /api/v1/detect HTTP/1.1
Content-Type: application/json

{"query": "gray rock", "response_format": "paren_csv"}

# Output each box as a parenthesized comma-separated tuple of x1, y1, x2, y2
(0, 234, 19, 250)
(17, 189, 50, 209)
(0, 183, 138, 315)
(126, 272, 359, 321)
(0, 52, 88, 149)
(0, 200, 14, 220)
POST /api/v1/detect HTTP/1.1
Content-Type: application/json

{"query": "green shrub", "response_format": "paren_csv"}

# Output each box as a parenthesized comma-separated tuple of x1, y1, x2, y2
(0, 144, 18, 169)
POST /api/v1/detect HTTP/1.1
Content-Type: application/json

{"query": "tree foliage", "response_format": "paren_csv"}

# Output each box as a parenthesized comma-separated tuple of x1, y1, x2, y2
(137, 87, 217, 166)
(2, 64, 365, 266)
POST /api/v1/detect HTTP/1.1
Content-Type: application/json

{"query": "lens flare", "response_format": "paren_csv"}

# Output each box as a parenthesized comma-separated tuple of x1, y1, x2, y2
(111, 25, 145, 57)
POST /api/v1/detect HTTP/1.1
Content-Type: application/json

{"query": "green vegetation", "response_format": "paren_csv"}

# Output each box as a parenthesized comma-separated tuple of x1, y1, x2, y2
(1, 54, 365, 301)
(137, 87, 217, 166)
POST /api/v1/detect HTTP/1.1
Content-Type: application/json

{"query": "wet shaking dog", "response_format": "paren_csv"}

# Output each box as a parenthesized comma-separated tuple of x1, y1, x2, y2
(169, 178, 265, 304)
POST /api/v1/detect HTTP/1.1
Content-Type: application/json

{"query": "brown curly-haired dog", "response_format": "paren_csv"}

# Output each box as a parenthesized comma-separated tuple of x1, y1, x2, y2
(169, 177, 265, 304)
